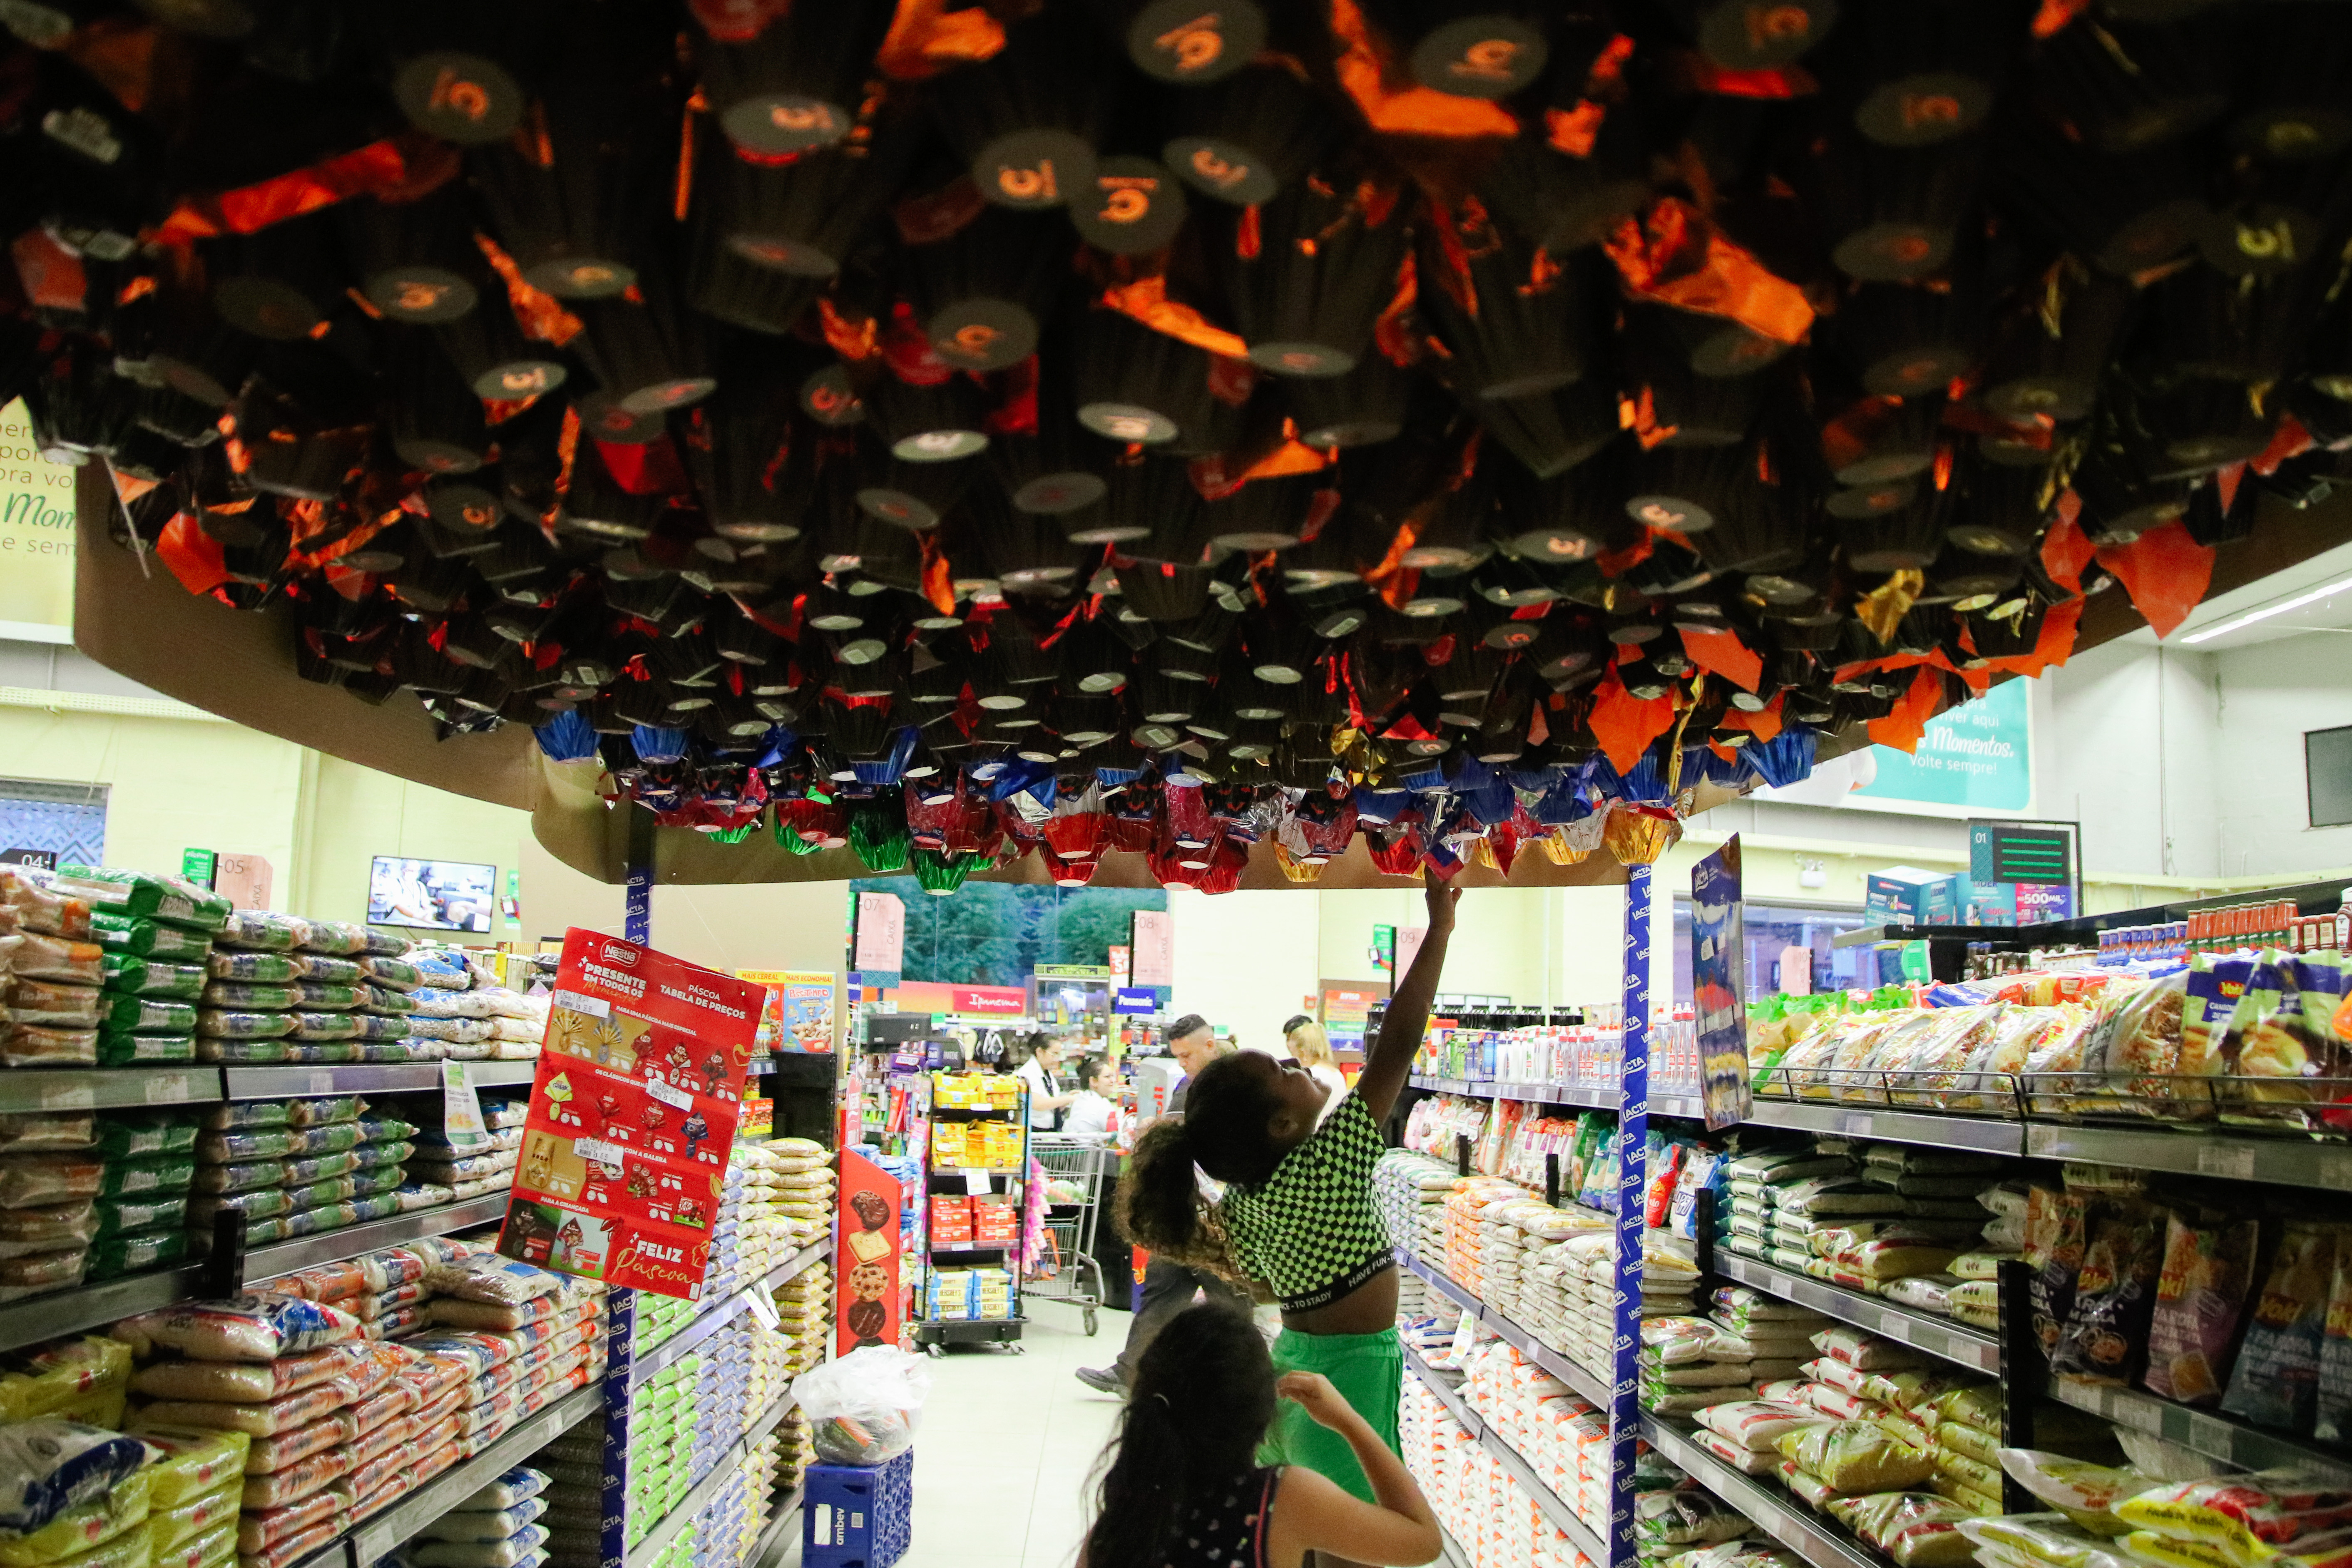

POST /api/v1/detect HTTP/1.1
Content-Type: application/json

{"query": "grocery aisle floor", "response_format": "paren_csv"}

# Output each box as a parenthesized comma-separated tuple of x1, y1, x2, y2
(778, 1306, 1128, 1568)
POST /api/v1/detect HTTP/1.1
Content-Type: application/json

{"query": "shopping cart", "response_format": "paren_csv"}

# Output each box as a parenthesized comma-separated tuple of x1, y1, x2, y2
(1025, 1134, 1113, 1336)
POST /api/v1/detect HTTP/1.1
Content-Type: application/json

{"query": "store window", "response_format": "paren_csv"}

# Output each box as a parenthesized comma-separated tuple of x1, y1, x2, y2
(847, 878, 1166, 987)
(0, 779, 105, 867)
(1671, 898, 1874, 1006)
(2308, 725, 2352, 827)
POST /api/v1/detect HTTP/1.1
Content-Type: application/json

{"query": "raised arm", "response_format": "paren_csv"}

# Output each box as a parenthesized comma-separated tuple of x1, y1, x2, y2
(1355, 882, 1459, 1122)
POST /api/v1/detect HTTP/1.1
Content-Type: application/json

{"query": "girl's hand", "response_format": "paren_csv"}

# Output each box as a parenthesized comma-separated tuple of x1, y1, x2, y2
(1425, 880, 1462, 927)
(1277, 1372, 1361, 1432)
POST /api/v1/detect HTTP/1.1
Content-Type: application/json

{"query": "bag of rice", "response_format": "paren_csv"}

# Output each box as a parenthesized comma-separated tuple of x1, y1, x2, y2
(1824, 1493, 1977, 1568)
(1774, 1421, 1935, 1493)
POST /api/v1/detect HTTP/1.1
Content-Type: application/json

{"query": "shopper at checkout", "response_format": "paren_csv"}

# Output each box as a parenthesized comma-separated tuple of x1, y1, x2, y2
(1074, 1013, 1247, 1394)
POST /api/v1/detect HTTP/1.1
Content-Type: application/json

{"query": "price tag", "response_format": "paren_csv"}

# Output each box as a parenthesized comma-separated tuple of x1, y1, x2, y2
(964, 1171, 989, 1196)
(745, 1290, 781, 1332)
(2197, 1143, 2257, 1182)
(576, 1136, 627, 1167)
(552, 989, 611, 1019)
(442, 1061, 488, 1148)
(647, 1078, 693, 1111)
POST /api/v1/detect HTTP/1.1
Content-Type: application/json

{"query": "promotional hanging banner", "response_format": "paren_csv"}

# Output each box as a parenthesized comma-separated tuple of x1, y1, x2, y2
(1690, 837, 1753, 1131)
(497, 928, 765, 1299)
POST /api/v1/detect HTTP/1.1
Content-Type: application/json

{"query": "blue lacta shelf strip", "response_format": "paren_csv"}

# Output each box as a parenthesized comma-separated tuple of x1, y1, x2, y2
(599, 1287, 637, 1568)
(1609, 865, 1653, 1568)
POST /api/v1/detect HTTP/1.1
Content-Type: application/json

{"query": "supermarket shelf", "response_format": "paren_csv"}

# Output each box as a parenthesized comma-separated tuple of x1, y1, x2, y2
(1742, 1100, 2026, 1156)
(631, 1240, 831, 1389)
(1641, 1417, 1882, 1568)
(930, 1166, 1025, 1177)
(347, 1384, 607, 1563)
(624, 1389, 799, 1568)
(2046, 1378, 2352, 1485)
(1398, 1250, 1481, 1315)
(2022, 1122, 2352, 1188)
(744, 1483, 804, 1568)
(1397, 1252, 1614, 1410)
(0, 1263, 204, 1355)
(223, 1061, 537, 1100)
(0, 1067, 220, 1113)
(1712, 1253, 2001, 1374)
(1403, 1343, 1610, 1568)
(930, 1241, 1013, 1254)
(1407, 1076, 1703, 1121)
(244, 1191, 510, 1285)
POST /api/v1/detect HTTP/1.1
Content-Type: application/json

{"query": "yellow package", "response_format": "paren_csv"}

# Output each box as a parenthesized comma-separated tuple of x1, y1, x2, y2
(1929, 1384, 2001, 1434)
(50, 1385, 126, 1433)
(931, 1125, 968, 1167)
(0, 1338, 132, 1424)
(1936, 1450, 2001, 1498)
(121, 1429, 250, 1508)
(151, 1520, 232, 1568)
(1936, 1420, 1998, 1467)
(141, 1483, 238, 1559)
(2127, 1533, 2239, 1568)
(43, 1524, 149, 1568)
(1774, 1421, 1936, 1493)
(0, 1472, 151, 1567)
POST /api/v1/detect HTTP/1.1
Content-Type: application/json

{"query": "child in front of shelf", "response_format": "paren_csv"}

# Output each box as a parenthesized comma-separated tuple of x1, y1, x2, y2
(1116, 880, 1461, 1505)
(1078, 1304, 1441, 1568)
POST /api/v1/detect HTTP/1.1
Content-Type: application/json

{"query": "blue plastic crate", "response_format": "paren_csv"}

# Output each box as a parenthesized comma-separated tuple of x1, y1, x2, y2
(803, 1449, 914, 1568)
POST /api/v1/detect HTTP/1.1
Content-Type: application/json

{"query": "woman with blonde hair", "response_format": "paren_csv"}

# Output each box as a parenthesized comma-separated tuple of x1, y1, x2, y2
(1283, 1016, 1347, 1095)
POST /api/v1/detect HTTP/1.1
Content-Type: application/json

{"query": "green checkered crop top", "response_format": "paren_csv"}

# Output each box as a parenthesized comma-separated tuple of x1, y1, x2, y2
(1219, 1090, 1394, 1312)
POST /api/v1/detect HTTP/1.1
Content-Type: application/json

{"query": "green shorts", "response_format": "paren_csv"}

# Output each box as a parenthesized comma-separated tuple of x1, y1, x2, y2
(1259, 1325, 1402, 1503)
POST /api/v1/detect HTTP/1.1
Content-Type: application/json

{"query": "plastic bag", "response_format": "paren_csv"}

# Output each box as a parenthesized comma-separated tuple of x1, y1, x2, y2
(1957, 1515, 2133, 1568)
(1774, 1421, 1934, 1492)
(1825, 1493, 1975, 1567)
(788, 1346, 931, 1466)
(1997, 1451, 2146, 1528)
(2053, 1198, 2166, 1387)
(111, 1294, 362, 1363)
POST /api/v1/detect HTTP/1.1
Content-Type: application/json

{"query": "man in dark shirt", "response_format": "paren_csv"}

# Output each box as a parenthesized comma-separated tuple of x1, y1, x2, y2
(1075, 1014, 1252, 1394)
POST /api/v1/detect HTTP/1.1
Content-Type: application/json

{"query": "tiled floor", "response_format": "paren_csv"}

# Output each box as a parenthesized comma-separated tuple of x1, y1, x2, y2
(776, 1301, 1131, 1568)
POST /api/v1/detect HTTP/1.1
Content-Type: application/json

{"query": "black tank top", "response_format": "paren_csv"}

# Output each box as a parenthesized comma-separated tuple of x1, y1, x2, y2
(1165, 1468, 1282, 1568)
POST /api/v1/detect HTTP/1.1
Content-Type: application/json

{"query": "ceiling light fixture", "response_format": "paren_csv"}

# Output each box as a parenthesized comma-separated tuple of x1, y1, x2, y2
(2180, 574, 2352, 645)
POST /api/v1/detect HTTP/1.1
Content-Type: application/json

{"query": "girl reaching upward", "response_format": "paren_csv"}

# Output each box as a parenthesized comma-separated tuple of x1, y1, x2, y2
(1115, 881, 1461, 1503)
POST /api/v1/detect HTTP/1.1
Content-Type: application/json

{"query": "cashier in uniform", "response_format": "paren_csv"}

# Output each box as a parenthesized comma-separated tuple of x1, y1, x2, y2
(1016, 1035, 1076, 1130)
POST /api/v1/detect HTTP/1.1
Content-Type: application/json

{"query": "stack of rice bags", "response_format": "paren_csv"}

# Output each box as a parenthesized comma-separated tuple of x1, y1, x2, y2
(261, 1240, 457, 1344)
(619, 1314, 776, 1551)
(0, 1110, 204, 1294)
(745, 1140, 834, 1260)
(0, 1332, 249, 1568)
(1636, 1479, 1755, 1568)
(528, 1422, 604, 1568)
(1484, 1201, 1603, 1328)
(1374, 1150, 1453, 1312)
(641, 1433, 778, 1568)
(405, 954, 544, 1063)
(111, 1292, 408, 1568)
(1707, 1287, 1832, 1385)
(1639, 1317, 1757, 1418)
(773, 1263, 829, 1381)
(394, 1466, 548, 1568)
(1547, 1233, 1703, 1387)
(406, 1098, 528, 1209)
(1718, 1145, 1861, 1266)
(1445, 1180, 1522, 1295)
(186, 1098, 417, 1254)
(411, 1251, 607, 1459)
(1460, 1337, 1606, 1538)
(21, 868, 233, 1071)
(0, 1387, 249, 1568)
(195, 914, 420, 1069)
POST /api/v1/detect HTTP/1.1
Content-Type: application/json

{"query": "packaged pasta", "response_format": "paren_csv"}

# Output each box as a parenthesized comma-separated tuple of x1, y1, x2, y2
(2053, 1199, 2166, 1387)
(2147, 1210, 2259, 1410)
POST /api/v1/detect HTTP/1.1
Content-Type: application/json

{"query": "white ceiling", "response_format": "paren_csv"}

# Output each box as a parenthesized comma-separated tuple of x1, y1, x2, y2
(2138, 537, 2352, 652)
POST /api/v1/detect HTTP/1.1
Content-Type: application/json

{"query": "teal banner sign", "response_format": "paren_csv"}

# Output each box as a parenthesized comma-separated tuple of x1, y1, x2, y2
(1854, 678, 2032, 813)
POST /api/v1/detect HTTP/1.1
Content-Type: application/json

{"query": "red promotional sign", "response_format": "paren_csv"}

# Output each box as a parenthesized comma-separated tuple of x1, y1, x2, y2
(836, 1147, 904, 1355)
(495, 929, 765, 1300)
(951, 986, 1026, 1015)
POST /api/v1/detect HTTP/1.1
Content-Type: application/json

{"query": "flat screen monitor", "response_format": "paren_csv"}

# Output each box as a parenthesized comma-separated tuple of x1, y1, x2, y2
(368, 856, 496, 932)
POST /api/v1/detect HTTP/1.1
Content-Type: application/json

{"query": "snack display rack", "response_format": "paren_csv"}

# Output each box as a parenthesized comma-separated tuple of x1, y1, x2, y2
(912, 1073, 1029, 1351)
(1394, 874, 2352, 1568)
